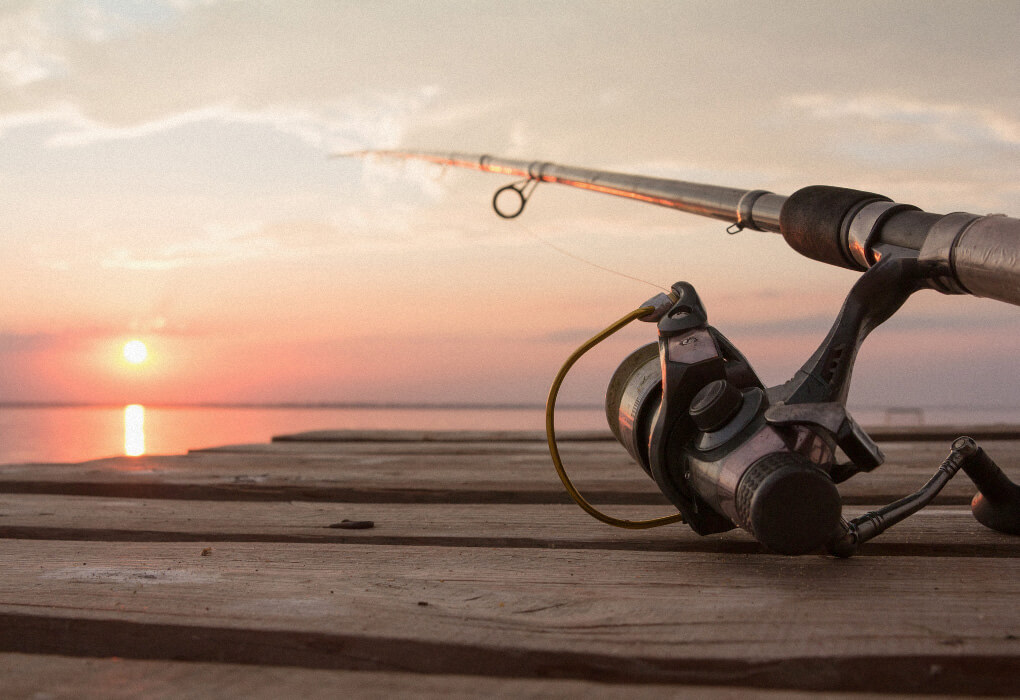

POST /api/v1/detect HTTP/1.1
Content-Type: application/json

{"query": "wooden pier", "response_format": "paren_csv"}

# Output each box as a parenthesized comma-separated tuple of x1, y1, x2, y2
(0, 429, 1018, 697)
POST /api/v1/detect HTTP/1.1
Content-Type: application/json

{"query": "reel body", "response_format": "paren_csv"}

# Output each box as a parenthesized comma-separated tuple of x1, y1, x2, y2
(606, 283, 843, 554)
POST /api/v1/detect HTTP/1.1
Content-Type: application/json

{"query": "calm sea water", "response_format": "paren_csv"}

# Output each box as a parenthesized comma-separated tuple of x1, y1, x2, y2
(0, 404, 1016, 465)
(0, 405, 606, 465)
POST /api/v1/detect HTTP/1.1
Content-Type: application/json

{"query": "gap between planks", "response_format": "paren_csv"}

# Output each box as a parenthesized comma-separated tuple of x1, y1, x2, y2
(0, 496, 1016, 558)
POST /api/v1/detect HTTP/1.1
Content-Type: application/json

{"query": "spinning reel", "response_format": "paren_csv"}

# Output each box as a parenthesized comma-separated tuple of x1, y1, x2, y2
(548, 257, 1020, 556)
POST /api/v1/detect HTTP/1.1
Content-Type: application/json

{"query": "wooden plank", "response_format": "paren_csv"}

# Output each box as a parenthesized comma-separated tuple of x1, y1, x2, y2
(198, 437, 1020, 466)
(0, 541, 1016, 694)
(865, 424, 1020, 442)
(1, 435, 1017, 695)
(0, 653, 832, 700)
(0, 441, 1015, 505)
(201, 439, 611, 455)
(0, 450, 668, 505)
(0, 495, 1015, 557)
(186, 439, 1020, 505)
(273, 425, 1020, 443)
(273, 429, 612, 442)
(195, 437, 1020, 469)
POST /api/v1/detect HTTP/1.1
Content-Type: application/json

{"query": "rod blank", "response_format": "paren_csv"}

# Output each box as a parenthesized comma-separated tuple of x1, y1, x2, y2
(340, 149, 1020, 307)
(340, 150, 786, 232)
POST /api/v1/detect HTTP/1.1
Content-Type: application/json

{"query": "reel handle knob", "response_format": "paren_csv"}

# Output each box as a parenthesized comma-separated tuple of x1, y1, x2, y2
(957, 437, 1020, 535)
(735, 452, 842, 555)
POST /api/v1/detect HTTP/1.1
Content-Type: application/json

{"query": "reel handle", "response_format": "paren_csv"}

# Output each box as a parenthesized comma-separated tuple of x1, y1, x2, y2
(735, 452, 842, 555)
(827, 437, 1020, 557)
(961, 440, 1020, 535)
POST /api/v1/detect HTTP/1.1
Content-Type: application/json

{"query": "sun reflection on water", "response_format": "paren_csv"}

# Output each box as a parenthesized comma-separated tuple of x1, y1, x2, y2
(124, 404, 145, 456)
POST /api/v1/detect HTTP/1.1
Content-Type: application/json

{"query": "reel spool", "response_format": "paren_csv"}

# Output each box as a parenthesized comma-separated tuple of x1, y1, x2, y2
(605, 341, 842, 555)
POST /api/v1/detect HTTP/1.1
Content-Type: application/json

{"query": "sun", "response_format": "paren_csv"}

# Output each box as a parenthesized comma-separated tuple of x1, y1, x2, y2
(123, 340, 148, 365)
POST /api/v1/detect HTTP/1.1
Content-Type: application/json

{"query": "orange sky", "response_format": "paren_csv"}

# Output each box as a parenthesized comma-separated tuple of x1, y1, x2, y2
(0, 1, 1017, 412)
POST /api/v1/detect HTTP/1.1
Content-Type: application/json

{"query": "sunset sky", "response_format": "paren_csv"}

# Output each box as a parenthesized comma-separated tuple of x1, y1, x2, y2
(0, 0, 1017, 411)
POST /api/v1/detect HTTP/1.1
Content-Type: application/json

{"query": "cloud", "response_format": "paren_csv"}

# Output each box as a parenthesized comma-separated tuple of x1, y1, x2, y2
(0, 100, 76, 135)
(95, 214, 439, 271)
(615, 159, 791, 189)
(0, 88, 457, 161)
(0, 97, 417, 151)
(0, 1, 202, 87)
(0, 331, 56, 352)
(776, 92, 1020, 211)
(0, 4, 458, 153)
(101, 220, 275, 270)
(787, 93, 1020, 148)
(0, 2, 511, 156)
(0, 46, 62, 86)
(0, 4, 65, 87)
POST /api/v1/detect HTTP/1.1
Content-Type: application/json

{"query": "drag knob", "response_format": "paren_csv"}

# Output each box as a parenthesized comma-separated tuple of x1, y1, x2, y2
(689, 379, 742, 432)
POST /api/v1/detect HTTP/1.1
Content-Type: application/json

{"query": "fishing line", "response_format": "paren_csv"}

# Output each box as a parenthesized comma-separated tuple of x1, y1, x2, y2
(518, 223, 670, 294)
(546, 301, 685, 529)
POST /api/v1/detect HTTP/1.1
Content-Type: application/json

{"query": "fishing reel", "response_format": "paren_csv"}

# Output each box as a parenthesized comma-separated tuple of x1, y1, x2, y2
(547, 256, 1020, 556)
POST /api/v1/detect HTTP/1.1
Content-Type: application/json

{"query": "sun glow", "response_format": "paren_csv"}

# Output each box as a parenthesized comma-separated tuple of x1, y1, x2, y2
(123, 340, 148, 364)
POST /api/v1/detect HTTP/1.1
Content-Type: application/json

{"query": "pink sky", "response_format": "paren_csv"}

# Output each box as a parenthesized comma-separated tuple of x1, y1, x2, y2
(0, 1, 1016, 413)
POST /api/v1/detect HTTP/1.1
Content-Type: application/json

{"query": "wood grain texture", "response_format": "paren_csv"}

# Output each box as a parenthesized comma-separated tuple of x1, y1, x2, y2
(0, 653, 838, 700)
(0, 495, 1015, 557)
(272, 426, 1020, 443)
(1, 431, 1017, 696)
(0, 540, 1017, 694)
(1, 440, 1016, 505)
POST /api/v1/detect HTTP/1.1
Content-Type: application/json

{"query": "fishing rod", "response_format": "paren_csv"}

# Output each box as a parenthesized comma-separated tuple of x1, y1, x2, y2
(342, 149, 1020, 556)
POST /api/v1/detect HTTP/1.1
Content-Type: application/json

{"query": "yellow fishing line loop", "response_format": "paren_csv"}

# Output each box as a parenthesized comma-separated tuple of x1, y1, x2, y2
(546, 305, 685, 529)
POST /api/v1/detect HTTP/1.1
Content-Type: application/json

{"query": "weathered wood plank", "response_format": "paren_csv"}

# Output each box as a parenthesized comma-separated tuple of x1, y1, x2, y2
(864, 424, 1020, 441)
(1, 435, 1018, 695)
(0, 495, 1015, 557)
(0, 541, 1016, 694)
(273, 426, 1020, 443)
(2, 433, 1015, 698)
(0, 653, 836, 700)
(192, 438, 1020, 474)
(198, 438, 1020, 462)
(6, 540, 1017, 655)
(0, 451, 667, 505)
(0, 441, 1015, 505)
(273, 429, 613, 442)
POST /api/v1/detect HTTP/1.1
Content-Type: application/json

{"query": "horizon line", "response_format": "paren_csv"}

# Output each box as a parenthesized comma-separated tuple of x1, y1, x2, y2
(1, 401, 1019, 412)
